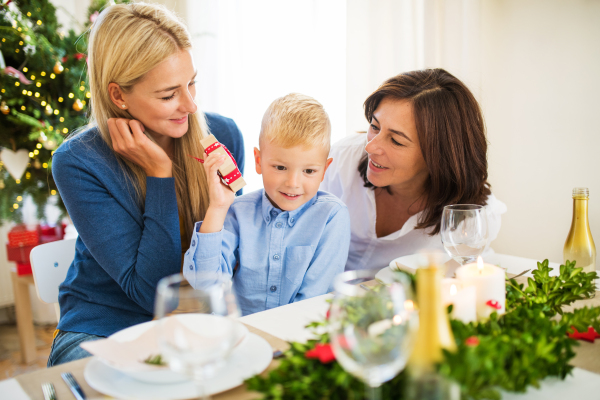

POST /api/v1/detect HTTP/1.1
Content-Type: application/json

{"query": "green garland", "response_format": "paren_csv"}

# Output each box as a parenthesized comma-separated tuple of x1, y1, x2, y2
(246, 260, 600, 399)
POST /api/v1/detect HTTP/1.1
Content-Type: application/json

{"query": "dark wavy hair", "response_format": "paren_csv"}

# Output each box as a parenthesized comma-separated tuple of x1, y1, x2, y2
(358, 68, 491, 235)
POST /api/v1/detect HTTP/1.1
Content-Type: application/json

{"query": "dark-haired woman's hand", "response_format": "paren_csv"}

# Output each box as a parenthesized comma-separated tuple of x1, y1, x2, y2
(107, 118, 173, 178)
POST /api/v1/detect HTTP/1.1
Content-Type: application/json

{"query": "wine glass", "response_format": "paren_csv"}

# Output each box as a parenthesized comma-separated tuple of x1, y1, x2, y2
(441, 204, 488, 265)
(329, 269, 419, 400)
(154, 273, 240, 400)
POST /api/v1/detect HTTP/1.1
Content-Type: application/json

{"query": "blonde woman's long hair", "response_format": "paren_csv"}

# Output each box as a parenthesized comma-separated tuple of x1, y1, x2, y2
(87, 2, 210, 247)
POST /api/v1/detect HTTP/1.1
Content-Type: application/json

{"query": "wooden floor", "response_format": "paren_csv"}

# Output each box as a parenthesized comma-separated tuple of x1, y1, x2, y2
(0, 322, 56, 379)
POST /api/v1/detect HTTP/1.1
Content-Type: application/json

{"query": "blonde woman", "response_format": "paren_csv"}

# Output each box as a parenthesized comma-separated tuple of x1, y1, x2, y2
(48, 3, 245, 366)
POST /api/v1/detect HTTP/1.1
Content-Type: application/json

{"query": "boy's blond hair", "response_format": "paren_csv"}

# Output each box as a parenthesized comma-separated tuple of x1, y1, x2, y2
(260, 93, 331, 152)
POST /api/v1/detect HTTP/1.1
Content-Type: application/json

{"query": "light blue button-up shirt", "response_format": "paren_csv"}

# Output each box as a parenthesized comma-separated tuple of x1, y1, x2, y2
(183, 189, 351, 316)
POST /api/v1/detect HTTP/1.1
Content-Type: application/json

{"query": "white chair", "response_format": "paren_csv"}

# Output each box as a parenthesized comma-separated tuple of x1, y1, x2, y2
(29, 238, 76, 321)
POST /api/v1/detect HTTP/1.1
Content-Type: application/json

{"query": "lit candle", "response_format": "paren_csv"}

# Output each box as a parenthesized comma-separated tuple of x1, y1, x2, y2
(441, 278, 477, 323)
(455, 256, 505, 320)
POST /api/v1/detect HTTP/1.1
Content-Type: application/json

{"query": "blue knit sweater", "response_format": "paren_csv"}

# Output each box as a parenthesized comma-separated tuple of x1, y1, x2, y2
(52, 113, 244, 337)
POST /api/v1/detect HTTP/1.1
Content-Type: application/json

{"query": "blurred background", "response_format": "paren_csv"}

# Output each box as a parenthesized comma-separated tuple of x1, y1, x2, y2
(0, 1, 599, 360)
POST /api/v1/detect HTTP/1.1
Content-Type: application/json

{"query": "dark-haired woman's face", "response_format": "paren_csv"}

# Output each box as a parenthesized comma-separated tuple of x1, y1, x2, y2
(365, 98, 428, 194)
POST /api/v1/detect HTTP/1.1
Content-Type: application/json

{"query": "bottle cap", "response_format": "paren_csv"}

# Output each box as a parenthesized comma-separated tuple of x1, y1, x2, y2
(573, 187, 589, 198)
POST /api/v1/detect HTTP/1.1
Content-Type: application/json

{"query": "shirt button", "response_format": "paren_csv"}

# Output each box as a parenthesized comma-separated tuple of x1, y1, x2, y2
(271, 211, 277, 216)
(270, 285, 277, 292)
(276, 222, 282, 228)
(189, 265, 193, 270)
(290, 218, 294, 223)
(192, 240, 196, 247)
(273, 254, 280, 260)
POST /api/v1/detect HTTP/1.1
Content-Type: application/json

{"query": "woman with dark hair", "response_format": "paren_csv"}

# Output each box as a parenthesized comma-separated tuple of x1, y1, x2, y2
(321, 68, 506, 271)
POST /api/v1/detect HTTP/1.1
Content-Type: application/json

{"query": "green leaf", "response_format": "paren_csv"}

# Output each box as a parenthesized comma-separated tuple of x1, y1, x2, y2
(8, 111, 44, 128)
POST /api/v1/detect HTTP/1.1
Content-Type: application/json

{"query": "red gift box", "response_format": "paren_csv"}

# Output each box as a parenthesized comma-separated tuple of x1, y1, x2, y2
(7, 225, 40, 247)
(16, 262, 32, 276)
(6, 243, 36, 263)
(6, 224, 63, 275)
(39, 224, 64, 243)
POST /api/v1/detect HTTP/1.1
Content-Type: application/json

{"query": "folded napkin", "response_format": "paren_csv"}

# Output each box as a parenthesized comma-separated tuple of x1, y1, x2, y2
(81, 316, 243, 371)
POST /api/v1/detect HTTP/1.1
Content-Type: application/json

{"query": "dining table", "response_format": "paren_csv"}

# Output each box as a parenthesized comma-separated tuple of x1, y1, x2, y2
(2, 253, 600, 400)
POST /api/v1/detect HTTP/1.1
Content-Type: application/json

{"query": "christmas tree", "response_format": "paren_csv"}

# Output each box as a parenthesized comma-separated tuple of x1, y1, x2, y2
(0, 0, 125, 224)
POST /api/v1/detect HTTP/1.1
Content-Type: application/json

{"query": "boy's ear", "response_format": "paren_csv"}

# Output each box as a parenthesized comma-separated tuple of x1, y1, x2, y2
(254, 147, 262, 175)
(108, 82, 126, 108)
(321, 158, 333, 182)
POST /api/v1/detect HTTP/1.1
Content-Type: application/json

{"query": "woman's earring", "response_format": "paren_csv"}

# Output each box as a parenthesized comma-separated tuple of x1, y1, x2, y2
(122, 104, 126, 109)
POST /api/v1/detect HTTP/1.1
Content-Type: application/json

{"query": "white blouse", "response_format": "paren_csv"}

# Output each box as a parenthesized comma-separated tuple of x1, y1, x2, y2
(320, 133, 508, 271)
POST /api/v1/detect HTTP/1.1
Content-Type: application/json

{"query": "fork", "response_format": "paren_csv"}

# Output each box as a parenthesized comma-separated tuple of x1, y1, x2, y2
(62, 372, 87, 400)
(41, 382, 56, 400)
(507, 269, 531, 280)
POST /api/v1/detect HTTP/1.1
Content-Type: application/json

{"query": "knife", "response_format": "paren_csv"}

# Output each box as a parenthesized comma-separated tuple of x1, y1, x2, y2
(61, 372, 87, 400)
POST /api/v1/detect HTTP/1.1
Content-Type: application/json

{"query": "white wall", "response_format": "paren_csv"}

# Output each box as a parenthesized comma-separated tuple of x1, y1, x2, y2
(181, 0, 347, 192)
(481, 0, 600, 263)
(51, 0, 89, 32)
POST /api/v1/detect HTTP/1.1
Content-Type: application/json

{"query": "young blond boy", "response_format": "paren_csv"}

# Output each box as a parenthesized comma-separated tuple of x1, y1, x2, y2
(183, 93, 350, 316)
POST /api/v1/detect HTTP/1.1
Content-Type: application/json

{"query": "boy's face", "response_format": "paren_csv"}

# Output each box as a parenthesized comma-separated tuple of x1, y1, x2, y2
(254, 141, 333, 211)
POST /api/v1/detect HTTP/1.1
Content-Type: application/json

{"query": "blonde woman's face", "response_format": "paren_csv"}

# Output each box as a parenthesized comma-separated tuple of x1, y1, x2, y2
(122, 49, 198, 142)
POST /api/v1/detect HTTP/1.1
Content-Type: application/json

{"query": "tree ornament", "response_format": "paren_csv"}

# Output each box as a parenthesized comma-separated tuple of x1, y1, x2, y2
(0, 179, 4, 190)
(33, 159, 41, 169)
(73, 98, 83, 112)
(4, 66, 33, 84)
(53, 61, 64, 74)
(45, 104, 53, 115)
(43, 139, 57, 150)
(1, 101, 9, 115)
(0, 148, 29, 180)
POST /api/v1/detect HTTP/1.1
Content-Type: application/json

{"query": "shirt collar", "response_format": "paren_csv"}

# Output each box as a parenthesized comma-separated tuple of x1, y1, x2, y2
(260, 190, 318, 227)
(366, 188, 424, 240)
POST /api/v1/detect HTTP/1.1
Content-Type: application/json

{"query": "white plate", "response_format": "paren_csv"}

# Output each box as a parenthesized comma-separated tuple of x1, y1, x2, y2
(376, 253, 561, 284)
(85, 332, 272, 399)
(375, 254, 451, 284)
(99, 316, 249, 384)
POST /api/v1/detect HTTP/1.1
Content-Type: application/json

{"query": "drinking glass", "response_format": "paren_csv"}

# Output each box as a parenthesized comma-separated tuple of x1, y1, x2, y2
(441, 204, 488, 265)
(154, 273, 240, 400)
(329, 269, 419, 400)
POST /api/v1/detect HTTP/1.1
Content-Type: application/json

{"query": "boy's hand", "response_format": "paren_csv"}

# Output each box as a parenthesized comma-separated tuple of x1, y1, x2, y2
(200, 152, 235, 233)
(203, 152, 236, 210)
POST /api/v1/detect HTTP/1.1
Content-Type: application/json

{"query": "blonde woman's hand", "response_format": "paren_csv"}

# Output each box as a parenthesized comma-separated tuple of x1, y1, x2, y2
(199, 151, 236, 233)
(107, 118, 172, 178)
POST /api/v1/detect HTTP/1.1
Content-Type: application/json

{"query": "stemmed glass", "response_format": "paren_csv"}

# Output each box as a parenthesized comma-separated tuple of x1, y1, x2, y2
(329, 269, 419, 400)
(441, 204, 488, 265)
(154, 273, 240, 400)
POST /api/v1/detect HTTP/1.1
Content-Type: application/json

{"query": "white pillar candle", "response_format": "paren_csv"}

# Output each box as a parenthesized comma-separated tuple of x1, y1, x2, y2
(441, 278, 462, 306)
(441, 278, 477, 323)
(456, 256, 506, 320)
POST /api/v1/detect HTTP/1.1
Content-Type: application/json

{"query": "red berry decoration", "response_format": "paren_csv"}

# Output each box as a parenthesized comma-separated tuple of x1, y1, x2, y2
(486, 300, 502, 310)
(305, 343, 336, 364)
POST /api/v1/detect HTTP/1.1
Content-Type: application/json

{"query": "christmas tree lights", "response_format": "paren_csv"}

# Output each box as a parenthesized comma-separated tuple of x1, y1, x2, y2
(0, 0, 128, 223)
